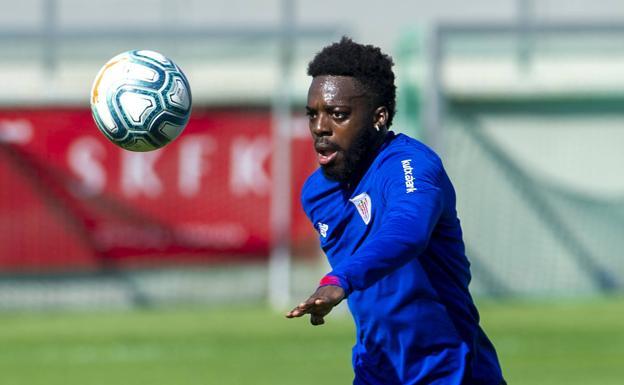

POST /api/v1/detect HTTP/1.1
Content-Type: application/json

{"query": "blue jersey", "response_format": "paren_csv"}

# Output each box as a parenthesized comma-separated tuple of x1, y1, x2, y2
(301, 132, 504, 385)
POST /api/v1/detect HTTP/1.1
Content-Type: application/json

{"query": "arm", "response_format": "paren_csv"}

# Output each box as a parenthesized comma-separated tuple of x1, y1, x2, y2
(327, 176, 443, 295)
(286, 153, 444, 324)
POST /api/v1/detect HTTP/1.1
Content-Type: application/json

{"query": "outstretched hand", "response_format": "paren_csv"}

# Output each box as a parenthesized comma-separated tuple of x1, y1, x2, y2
(285, 285, 345, 326)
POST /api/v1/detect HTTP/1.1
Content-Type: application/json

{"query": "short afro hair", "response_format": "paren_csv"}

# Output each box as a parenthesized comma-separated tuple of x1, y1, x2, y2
(307, 36, 396, 127)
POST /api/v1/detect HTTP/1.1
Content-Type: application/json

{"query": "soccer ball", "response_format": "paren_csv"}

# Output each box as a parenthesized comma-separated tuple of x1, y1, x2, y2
(90, 50, 192, 151)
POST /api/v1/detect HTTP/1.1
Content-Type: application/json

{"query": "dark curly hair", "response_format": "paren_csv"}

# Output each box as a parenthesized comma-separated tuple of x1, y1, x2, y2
(307, 36, 396, 127)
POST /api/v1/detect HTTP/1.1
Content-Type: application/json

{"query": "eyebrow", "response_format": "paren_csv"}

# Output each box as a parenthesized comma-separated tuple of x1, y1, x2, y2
(306, 103, 352, 110)
(305, 104, 352, 114)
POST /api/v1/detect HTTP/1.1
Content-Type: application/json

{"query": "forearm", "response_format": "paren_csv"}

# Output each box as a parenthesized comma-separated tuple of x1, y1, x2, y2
(326, 214, 433, 295)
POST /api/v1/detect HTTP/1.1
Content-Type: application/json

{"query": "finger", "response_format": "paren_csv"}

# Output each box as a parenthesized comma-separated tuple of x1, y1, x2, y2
(286, 307, 306, 318)
(304, 296, 319, 308)
(313, 297, 336, 314)
(286, 299, 316, 318)
(310, 314, 325, 326)
(314, 297, 328, 306)
(298, 296, 324, 314)
(286, 291, 333, 319)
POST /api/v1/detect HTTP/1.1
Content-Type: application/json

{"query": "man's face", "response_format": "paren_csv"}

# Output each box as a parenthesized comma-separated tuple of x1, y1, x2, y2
(306, 75, 377, 182)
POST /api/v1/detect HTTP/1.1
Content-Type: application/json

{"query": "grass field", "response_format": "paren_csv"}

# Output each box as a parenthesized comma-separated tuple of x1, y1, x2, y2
(0, 296, 623, 385)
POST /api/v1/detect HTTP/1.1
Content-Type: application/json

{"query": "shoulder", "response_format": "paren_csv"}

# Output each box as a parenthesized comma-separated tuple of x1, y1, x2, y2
(300, 168, 340, 212)
(301, 168, 325, 200)
(375, 133, 444, 187)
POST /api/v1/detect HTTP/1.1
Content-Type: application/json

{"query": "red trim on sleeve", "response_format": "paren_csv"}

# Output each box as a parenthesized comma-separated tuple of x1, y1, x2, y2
(319, 275, 341, 287)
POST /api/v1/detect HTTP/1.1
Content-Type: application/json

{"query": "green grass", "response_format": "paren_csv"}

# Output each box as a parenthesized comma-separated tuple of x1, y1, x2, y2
(478, 296, 624, 385)
(0, 297, 623, 385)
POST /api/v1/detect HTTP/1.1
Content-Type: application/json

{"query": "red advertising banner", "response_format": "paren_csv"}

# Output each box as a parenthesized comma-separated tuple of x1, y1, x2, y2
(0, 108, 318, 272)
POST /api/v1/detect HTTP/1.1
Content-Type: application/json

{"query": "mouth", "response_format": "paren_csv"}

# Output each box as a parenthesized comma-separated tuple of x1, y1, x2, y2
(317, 150, 338, 165)
(315, 143, 339, 166)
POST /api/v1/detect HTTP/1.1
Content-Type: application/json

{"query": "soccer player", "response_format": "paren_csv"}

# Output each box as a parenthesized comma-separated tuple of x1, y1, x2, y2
(285, 37, 506, 385)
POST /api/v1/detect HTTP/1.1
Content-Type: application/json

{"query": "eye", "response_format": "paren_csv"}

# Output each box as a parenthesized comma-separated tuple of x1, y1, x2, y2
(305, 109, 317, 119)
(331, 111, 348, 120)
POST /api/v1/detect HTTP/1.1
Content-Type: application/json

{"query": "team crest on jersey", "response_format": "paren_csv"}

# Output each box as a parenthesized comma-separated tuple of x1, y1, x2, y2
(349, 192, 372, 225)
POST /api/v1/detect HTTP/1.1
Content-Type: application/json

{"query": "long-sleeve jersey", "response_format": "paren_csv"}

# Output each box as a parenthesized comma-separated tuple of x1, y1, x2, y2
(301, 132, 504, 385)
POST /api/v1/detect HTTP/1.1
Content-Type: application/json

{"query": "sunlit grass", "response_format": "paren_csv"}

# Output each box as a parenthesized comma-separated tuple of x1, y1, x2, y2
(0, 296, 622, 385)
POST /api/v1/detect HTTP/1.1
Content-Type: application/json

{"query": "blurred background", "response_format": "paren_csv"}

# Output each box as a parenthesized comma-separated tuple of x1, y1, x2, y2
(0, 1, 623, 384)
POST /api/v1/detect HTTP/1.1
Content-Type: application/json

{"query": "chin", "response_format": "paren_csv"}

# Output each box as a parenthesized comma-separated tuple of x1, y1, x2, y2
(320, 163, 351, 183)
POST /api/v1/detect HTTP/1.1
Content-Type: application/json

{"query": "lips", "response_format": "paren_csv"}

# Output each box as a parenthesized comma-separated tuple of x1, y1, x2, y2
(315, 142, 339, 166)
(317, 151, 338, 165)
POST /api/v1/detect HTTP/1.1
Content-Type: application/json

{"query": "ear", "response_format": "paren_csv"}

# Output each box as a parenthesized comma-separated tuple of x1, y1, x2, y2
(373, 106, 389, 129)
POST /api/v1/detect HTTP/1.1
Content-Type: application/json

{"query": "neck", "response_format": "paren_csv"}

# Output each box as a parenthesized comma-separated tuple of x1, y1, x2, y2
(344, 130, 389, 188)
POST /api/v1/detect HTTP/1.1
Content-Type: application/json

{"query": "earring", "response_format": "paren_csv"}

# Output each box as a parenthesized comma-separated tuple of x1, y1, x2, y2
(374, 124, 380, 132)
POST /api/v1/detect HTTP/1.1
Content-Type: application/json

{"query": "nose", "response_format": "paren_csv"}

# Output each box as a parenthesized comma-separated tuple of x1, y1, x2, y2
(310, 113, 331, 137)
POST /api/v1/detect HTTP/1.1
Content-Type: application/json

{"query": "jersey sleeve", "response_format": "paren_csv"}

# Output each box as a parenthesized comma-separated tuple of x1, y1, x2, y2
(324, 151, 445, 295)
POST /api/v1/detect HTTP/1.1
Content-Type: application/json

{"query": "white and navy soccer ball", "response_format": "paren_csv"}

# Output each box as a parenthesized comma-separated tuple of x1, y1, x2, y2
(90, 50, 192, 151)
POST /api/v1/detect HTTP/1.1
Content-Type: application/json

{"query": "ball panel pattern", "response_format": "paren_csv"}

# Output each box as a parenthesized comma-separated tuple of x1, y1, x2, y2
(118, 91, 156, 125)
(90, 50, 192, 151)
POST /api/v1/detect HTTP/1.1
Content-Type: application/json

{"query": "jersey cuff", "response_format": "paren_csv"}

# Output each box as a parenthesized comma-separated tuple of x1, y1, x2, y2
(319, 274, 352, 296)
